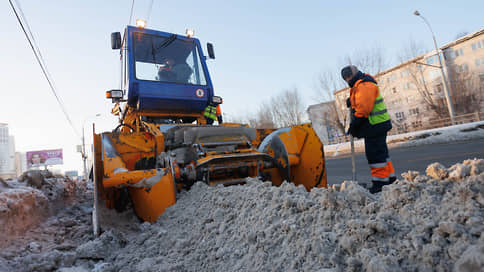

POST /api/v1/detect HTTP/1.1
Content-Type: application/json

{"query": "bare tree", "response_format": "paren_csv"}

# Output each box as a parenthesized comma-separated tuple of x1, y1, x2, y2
(411, 64, 449, 118)
(313, 69, 347, 134)
(248, 102, 276, 129)
(257, 102, 276, 128)
(315, 70, 346, 101)
(400, 39, 482, 120)
(399, 39, 449, 118)
(447, 64, 482, 114)
(270, 88, 305, 127)
(343, 45, 387, 75)
(399, 39, 427, 62)
(455, 31, 469, 40)
(233, 88, 305, 129)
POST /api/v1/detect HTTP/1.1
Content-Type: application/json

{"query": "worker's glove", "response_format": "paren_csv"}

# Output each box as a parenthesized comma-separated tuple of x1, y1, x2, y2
(346, 98, 351, 108)
(347, 115, 365, 138)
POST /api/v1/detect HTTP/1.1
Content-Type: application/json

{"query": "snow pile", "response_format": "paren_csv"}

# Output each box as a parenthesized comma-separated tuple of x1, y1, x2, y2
(3, 159, 481, 272)
(0, 170, 86, 247)
(0, 199, 93, 272)
(0, 186, 48, 243)
(326, 121, 484, 157)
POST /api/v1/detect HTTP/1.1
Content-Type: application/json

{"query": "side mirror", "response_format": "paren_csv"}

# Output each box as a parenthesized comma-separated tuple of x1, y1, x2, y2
(106, 89, 124, 104)
(207, 43, 215, 59)
(111, 32, 121, 50)
(211, 96, 223, 104)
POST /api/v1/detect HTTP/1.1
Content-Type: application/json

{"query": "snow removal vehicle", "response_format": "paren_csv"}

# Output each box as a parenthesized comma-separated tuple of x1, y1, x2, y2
(92, 22, 327, 232)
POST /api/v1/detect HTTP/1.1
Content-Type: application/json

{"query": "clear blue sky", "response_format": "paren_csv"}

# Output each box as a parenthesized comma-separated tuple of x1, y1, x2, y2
(1, 0, 483, 173)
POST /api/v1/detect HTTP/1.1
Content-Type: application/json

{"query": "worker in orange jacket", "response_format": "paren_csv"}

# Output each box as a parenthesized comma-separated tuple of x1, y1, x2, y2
(341, 65, 396, 193)
(216, 104, 223, 124)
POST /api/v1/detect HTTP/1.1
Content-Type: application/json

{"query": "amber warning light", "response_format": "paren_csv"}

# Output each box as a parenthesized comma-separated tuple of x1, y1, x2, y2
(106, 90, 123, 99)
(136, 19, 147, 28)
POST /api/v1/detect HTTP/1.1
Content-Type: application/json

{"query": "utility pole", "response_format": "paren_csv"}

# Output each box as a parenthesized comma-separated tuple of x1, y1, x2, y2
(414, 10, 456, 125)
(82, 114, 100, 180)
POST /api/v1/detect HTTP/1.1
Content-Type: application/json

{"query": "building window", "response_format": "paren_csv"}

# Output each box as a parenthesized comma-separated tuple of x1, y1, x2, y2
(445, 50, 456, 60)
(407, 96, 417, 103)
(428, 70, 440, 80)
(455, 64, 469, 73)
(386, 74, 397, 83)
(395, 112, 405, 119)
(411, 121, 423, 128)
(409, 108, 419, 116)
(400, 70, 410, 78)
(472, 41, 483, 50)
(392, 87, 397, 94)
(455, 48, 464, 57)
(403, 82, 416, 90)
(476, 57, 484, 67)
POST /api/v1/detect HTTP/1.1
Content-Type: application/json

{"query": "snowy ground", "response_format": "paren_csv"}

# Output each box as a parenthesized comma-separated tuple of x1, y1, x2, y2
(0, 124, 483, 271)
(325, 121, 484, 158)
(0, 159, 483, 271)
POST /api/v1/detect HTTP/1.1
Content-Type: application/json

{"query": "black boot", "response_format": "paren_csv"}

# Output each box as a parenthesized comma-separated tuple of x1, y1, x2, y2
(389, 176, 396, 184)
(368, 180, 389, 194)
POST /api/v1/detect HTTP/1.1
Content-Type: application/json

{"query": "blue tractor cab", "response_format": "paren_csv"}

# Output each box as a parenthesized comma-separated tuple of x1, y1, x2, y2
(110, 26, 216, 119)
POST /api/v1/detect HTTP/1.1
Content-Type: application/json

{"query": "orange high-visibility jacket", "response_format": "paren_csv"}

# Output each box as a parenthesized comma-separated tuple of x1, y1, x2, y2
(350, 78, 379, 118)
(216, 105, 222, 115)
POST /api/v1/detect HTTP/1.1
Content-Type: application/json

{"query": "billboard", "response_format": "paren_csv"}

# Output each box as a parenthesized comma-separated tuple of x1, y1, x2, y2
(26, 149, 63, 168)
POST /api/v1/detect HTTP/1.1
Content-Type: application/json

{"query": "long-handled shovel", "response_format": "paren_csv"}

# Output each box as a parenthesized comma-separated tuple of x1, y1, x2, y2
(348, 108, 357, 183)
(350, 134, 356, 183)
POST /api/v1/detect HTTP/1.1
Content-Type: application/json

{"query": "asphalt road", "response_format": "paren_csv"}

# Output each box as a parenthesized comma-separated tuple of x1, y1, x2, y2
(325, 138, 484, 185)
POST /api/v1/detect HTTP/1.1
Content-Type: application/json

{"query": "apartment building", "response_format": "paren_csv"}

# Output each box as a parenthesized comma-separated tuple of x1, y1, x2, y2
(331, 29, 484, 134)
(0, 123, 16, 179)
(15, 152, 27, 177)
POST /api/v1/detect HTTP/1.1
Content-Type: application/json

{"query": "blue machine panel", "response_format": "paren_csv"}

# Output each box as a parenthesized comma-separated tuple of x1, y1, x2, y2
(123, 26, 214, 112)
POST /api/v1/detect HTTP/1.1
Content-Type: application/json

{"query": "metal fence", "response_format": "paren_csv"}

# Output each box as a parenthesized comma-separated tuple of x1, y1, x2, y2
(327, 111, 483, 145)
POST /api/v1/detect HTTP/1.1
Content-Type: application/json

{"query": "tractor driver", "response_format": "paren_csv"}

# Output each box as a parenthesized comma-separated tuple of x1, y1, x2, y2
(157, 58, 176, 81)
(157, 58, 193, 84)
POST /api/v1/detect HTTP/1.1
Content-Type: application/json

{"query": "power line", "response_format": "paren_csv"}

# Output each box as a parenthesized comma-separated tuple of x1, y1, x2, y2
(8, 0, 80, 137)
(128, 0, 135, 25)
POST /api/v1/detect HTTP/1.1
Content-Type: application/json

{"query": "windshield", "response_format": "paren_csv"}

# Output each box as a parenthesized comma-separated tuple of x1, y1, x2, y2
(133, 32, 207, 85)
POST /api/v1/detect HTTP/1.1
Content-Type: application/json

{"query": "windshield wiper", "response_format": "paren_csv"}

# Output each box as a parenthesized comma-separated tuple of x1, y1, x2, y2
(158, 34, 177, 49)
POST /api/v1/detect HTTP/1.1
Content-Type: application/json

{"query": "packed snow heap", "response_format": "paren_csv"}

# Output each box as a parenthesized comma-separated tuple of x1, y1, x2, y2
(1, 159, 484, 272)
(0, 170, 84, 244)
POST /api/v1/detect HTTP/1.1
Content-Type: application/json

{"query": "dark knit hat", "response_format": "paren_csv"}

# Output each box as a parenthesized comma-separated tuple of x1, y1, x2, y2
(341, 65, 359, 80)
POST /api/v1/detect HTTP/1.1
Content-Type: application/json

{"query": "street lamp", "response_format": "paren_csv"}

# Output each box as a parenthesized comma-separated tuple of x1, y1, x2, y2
(82, 113, 101, 180)
(413, 10, 456, 124)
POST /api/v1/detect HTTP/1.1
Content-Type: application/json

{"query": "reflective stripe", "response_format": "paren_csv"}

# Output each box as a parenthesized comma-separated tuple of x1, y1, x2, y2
(371, 176, 389, 182)
(387, 159, 395, 175)
(369, 109, 388, 116)
(369, 162, 388, 168)
(368, 90, 391, 125)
